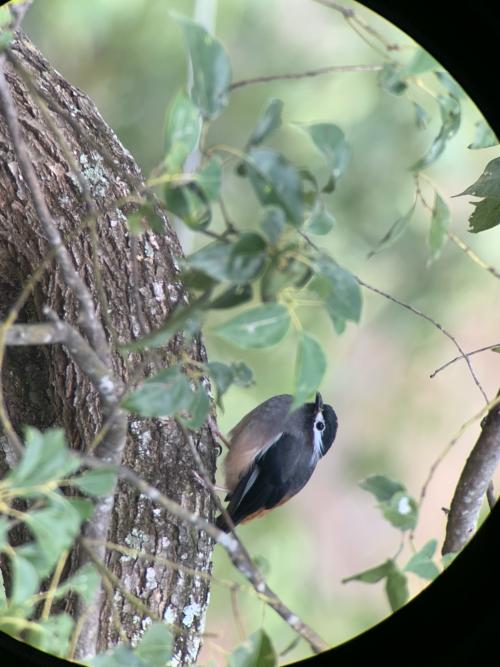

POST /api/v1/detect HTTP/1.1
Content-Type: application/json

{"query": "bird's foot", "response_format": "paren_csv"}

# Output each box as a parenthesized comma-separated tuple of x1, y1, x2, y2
(208, 416, 230, 454)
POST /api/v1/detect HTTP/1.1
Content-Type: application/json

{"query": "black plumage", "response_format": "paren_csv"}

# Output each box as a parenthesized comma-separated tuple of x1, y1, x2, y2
(215, 394, 337, 531)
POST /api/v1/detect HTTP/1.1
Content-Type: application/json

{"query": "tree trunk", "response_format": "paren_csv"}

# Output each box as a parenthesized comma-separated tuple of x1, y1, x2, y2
(0, 32, 216, 666)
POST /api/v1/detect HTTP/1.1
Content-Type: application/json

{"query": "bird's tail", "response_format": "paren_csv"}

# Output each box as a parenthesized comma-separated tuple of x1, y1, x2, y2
(214, 514, 230, 532)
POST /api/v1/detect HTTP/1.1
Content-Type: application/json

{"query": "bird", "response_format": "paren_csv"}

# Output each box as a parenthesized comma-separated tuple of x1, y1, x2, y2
(215, 392, 337, 531)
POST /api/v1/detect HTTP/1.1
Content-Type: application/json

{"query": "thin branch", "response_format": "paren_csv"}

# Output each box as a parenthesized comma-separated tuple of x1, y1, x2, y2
(431, 343, 500, 379)
(442, 391, 500, 555)
(449, 232, 500, 281)
(229, 63, 383, 91)
(0, 57, 110, 366)
(79, 454, 329, 655)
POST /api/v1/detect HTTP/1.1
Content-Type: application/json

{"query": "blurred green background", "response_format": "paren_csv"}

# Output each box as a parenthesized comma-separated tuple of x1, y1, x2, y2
(24, 1, 500, 664)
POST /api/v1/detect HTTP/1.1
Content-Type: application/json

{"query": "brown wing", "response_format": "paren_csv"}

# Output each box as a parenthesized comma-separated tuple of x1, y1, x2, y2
(224, 394, 292, 491)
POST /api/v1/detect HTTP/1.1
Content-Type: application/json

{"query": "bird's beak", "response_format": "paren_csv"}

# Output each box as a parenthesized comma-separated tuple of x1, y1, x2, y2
(314, 392, 323, 412)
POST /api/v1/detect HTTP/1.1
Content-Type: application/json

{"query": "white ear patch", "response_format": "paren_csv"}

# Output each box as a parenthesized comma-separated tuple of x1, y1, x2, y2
(312, 412, 325, 463)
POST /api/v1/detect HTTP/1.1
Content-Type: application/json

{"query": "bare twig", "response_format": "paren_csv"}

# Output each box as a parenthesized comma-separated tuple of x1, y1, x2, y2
(80, 453, 329, 655)
(229, 63, 383, 91)
(442, 391, 500, 554)
(449, 232, 500, 281)
(431, 343, 500, 379)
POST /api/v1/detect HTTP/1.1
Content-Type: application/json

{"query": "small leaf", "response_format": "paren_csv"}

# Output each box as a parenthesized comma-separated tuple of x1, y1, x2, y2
(314, 256, 362, 322)
(195, 156, 222, 200)
(27, 613, 74, 657)
(381, 490, 418, 531)
(414, 102, 430, 130)
(187, 242, 234, 281)
(248, 98, 284, 147)
(210, 284, 253, 309)
(7, 428, 78, 488)
(55, 563, 100, 605)
(402, 48, 437, 76)
(10, 553, 40, 605)
(229, 629, 277, 667)
(231, 362, 255, 386)
(122, 367, 194, 417)
(206, 361, 234, 405)
(468, 120, 498, 150)
(215, 304, 290, 349)
(411, 94, 461, 171)
(173, 14, 231, 119)
(441, 552, 457, 568)
(342, 559, 394, 584)
(434, 70, 464, 99)
(260, 207, 286, 244)
(306, 205, 335, 235)
(260, 253, 311, 302)
(292, 333, 326, 409)
(73, 468, 117, 497)
(368, 204, 415, 257)
(359, 474, 405, 502)
(227, 233, 267, 283)
(163, 91, 202, 171)
(164, 183, 210, 229)
(179, 385, 210, 429)
(456, 158, 500, 198)
(385, 566, 409, 611)
(467, 197, 500, 233)
(126, 206, 165, 236)
(136, 622, 173, 667)
(0, 7, 11, 28)
(404, 539, 440, 580)
(378, 63, 407, 95)
(89, 645, 148, 667)
(246, 148, 304, 226)
(428, 192, 450, 263)
(301, 123, 350, 180)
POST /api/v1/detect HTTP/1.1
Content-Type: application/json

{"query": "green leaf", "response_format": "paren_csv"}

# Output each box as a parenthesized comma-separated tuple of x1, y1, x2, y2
(292, 333, 326, 410)
(187, 242, 234, 281)
(385, 567, 409, 611)
(381, 490, 418, 531)
(434, 70, 465, 99)
(55, 563, 100, 605)
(246, 148, 304, 226)
(229, 629, 277, 667)
(10, 553, 40, 605)
(467, 197, 500, 233)
(411, 94, 461, 171)
(173, 14, 231, 119)
(89, 645, 149, 667)
(0, 30, 13, 53)
(378, 63, 407, 95)
(342, 559, 393, 584)
(0, 517, 9, 551)
(306, 205, 335, 235)
(195, 156, 222, 200)
(260, 207, 286, 244)
(206, 361, 234, 405)
(27, 612, 74, 657)
(123, 292, 210, 352)
(248, 98, 284, 147)
(122, 367, 194, 418)
(164, 183, 210, 229)
(456, 158, 500, 198)
(441, 552, 457, 568)
(74, 468, 117, 497)
(302, 123, 350, 180)
(367, 204, 415, 257)
(414, 102, 430, 130)
(261, 253, 311, 302)
(0, 7, 11, 28)
(428, 192, 450, 263)
(404, 539, 440, 580)
(26, 497, 84, 572)
(402, 48, 437, 76)
(468, 120, 498, 150)
(126, 206, 165, 237)
(135, 622, 173, 667)
(163, 91, 202, 171)
(359, 474, 405, 502)
(314, 256, 362, 322)
(215, 304, 290, 349)
(210, 284, 253, 309)
(231, 362, 255, 386)
(7, 428, 78, 488)
(227, 233, 267, 283)
(67, 497, 94, 522)
(179, 385, 210, 429)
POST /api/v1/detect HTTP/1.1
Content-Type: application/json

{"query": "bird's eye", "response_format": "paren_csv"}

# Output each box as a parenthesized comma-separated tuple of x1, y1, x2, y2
(316, 421, 325, 431)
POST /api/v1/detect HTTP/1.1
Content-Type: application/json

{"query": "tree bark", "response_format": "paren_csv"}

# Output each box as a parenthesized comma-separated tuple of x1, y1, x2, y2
(0, 32, 216, 665)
